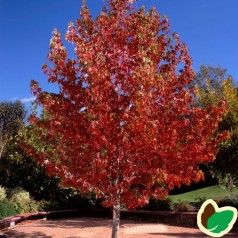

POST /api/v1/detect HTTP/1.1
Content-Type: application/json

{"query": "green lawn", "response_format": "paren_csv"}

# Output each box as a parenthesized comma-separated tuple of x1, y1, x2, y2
(169, 185, 228, 203)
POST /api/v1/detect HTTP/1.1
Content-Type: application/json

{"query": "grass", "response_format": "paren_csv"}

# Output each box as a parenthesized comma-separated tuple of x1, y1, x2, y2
(169, 185, 228, 203)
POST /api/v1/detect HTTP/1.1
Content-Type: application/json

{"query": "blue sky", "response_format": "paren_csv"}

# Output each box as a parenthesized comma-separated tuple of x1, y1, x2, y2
(1, 0, 238, 104)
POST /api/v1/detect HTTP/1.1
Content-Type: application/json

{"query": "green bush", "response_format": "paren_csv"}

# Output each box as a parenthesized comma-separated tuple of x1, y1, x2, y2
(142, 197, 172, 211)
(194, 196, 207, 207)
(0, 186, 6, 201)
(172, 200, 195, 212)
(218, 194, 238, 209)
(0, 200, 16, 219)
(7, 187, 31, 201)
(7, 187, 39, 214)
(41, 188, 96, 211)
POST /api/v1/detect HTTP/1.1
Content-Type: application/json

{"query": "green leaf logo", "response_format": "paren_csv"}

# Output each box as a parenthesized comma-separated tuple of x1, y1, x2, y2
(197, 199, 237, 237)
(207, 210, 234, 233)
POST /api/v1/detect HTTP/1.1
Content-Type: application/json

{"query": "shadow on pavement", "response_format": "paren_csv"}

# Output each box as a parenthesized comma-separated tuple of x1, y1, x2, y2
(34, 218, 112, 229)
(149, 231, 238, 237)
(0, 231, 52, 238)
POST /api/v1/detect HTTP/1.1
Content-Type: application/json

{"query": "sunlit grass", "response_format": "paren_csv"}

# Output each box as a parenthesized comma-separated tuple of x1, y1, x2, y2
(169, 185, 229, 203)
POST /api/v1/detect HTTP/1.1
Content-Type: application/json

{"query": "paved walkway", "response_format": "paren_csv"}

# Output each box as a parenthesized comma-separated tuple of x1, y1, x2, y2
(1, 217, 238, 238)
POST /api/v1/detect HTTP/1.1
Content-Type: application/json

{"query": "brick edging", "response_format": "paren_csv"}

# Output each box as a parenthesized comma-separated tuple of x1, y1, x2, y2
(0, 210, 78, 230)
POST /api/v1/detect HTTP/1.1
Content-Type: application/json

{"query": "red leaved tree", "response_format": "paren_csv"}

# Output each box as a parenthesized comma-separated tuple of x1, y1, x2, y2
(28, 0, 226, 237)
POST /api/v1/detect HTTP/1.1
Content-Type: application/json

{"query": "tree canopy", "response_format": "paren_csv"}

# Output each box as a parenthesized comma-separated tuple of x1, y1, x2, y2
(26, 1, 226, 237)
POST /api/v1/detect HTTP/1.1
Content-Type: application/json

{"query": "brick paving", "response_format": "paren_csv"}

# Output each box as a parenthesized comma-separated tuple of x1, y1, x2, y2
(1, 217, 238, 238)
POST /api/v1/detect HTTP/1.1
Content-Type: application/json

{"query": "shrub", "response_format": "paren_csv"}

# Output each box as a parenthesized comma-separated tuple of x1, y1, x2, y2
(0, 200, 16, 219)
(7, 187, 39, 214)
(218, 194, 238, 209)
(171, 200, 195, 212)
(195, 196, 207, 205)
(142, 197, 172, 211)
(0, 186, 6, 201)
(7, 187, 30, 201)
(40, 188, 96, 211)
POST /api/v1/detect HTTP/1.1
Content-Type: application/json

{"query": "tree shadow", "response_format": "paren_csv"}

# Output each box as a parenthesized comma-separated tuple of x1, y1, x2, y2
(149, 232, 207, 237)
(0, 231, 52, 238)
(0, 217, 112, 238)
(35, 217, 112, 229)
(149, 231, 238, 237)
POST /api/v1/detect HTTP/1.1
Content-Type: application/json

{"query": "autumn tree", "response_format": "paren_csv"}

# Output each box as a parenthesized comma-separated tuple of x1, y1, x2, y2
(195, 66, 238, 196)
(27, 1, 226, 237)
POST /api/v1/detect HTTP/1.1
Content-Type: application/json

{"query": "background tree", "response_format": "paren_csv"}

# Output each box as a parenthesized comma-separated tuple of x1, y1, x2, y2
(27, 1, 226, 237)
(0, 101, 26, 159)
(0, 143, 61, 201)
(195, 65, 238, 196)
(0, 101, 61, 201)
(193, 65, 227, 94)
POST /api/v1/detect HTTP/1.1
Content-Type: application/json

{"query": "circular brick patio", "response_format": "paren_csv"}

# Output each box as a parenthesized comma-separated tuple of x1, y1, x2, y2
(1, 217, 238, 238)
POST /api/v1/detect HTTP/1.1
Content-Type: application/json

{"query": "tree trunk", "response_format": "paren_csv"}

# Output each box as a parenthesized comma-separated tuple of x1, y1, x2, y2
(0, 143, 4, 159)
(112, 201, 120, 238)
(227, 173, 234, 197)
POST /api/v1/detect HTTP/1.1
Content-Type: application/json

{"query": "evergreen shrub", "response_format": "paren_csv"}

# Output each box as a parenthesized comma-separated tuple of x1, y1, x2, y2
(142, 197, 172, 211)
(218, 194, 238, 209)
(171, 200, 195, 212)
(0, 200, 16, 219)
